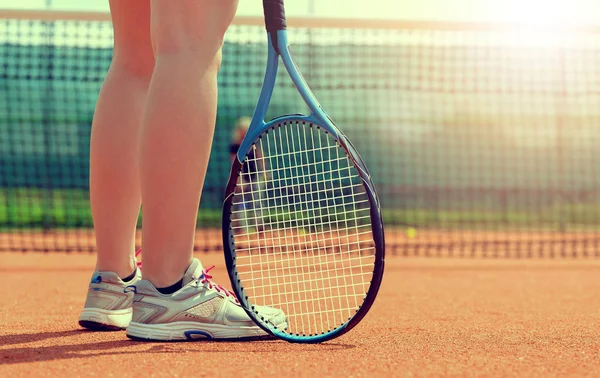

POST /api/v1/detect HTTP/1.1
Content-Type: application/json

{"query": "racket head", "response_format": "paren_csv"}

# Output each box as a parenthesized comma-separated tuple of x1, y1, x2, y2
(222, 115, 385, 343)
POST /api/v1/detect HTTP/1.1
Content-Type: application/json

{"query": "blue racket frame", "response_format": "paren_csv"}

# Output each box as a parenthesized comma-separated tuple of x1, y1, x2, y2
(222, 29, 385, 343)
(238, 32, 336, 158)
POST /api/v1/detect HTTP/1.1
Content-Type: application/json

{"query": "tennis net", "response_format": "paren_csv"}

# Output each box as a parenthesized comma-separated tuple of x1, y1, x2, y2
(1, 10, 599, 258)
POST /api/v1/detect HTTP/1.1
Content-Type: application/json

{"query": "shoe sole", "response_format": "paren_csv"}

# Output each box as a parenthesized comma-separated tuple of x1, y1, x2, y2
(79, 308, 132, 331)
(126, 321, 288, 341)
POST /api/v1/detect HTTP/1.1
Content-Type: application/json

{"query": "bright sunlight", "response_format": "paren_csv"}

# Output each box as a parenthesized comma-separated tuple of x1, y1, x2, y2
(492, 0, 585, 26)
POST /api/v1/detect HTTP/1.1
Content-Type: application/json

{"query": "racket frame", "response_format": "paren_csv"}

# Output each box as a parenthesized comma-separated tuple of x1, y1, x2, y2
(222, 31, 385, 343)
(237, 32, 337, 159)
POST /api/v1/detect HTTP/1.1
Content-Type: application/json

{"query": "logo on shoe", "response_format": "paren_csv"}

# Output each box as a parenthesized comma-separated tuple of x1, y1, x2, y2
(91, 275, 102, 284)
(184, 330, 213, 340)
(124, 285, 137, 294)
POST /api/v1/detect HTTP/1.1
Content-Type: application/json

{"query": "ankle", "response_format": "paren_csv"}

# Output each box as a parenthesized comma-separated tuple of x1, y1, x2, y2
(96, 259, 136, 281)
(154, 278, 184, 294)
(143, 273, 185, 290)
(141, 257, 193, 289)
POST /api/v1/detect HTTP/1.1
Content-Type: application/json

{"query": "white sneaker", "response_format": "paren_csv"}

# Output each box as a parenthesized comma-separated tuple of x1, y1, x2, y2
(79, 267, 142, 331)
(126, 258, 287, 341)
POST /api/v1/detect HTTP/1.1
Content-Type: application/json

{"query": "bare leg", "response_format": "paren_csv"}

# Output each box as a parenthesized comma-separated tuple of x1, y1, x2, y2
(139, 0, 239, 287)
(90, 0, 154, 278)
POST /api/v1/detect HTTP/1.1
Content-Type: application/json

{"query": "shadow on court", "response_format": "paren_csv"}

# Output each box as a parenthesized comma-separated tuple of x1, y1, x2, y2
(0, 329, 355, 366)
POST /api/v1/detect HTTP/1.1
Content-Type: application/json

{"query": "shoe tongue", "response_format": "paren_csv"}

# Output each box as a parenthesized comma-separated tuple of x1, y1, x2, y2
(182, 258, 204, 286)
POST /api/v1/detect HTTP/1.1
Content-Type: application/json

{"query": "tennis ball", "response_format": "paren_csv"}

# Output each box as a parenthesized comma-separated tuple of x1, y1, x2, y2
(298, 228, 307, 235)
(406, 227, 417, 239)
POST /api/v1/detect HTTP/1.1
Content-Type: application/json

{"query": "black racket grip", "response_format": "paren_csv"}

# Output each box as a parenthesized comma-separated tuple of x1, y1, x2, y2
(263, 0, 287, 32)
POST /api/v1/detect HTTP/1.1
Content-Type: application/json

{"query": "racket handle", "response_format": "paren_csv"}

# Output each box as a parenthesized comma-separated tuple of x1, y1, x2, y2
(263, 0, 287, 33)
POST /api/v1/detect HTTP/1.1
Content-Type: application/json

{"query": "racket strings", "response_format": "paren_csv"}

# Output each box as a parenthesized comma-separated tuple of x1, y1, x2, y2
(231, 194, 369, 215)
(231, 121, 375, 336)
(231, 233, 375, 253)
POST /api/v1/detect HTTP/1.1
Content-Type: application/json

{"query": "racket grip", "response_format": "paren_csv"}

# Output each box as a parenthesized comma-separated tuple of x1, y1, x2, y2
(263, 0, 287, 32)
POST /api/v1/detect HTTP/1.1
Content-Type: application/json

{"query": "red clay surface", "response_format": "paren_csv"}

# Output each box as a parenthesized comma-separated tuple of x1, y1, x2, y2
(1, 252, 599, 377)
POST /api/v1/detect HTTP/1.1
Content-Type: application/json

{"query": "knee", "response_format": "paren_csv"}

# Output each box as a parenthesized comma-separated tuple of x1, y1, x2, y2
(153, 0, 238, 58)
(111, 49, 155, 81)
(213, 48, 223, 73)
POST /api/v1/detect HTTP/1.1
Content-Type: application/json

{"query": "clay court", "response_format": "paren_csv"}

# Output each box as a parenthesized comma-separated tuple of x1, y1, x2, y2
(1, 247, 599, 377)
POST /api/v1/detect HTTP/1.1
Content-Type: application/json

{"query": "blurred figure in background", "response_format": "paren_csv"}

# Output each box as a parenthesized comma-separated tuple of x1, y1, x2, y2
(229, 117, 252, 163)
(229, 117, 266, 232)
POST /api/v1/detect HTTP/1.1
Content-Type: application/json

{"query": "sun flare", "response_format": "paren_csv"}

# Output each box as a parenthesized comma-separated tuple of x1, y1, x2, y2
(495, 0, 582, 26)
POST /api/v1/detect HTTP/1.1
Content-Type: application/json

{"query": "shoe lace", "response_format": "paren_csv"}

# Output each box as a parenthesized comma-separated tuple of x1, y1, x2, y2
(200, 266, 238, 303)
(135, 249, 143, 269)
(134, 251, 236, 302)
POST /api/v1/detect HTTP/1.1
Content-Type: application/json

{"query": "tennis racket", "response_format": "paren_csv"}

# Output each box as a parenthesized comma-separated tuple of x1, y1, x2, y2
(222, 0, 385, 343)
